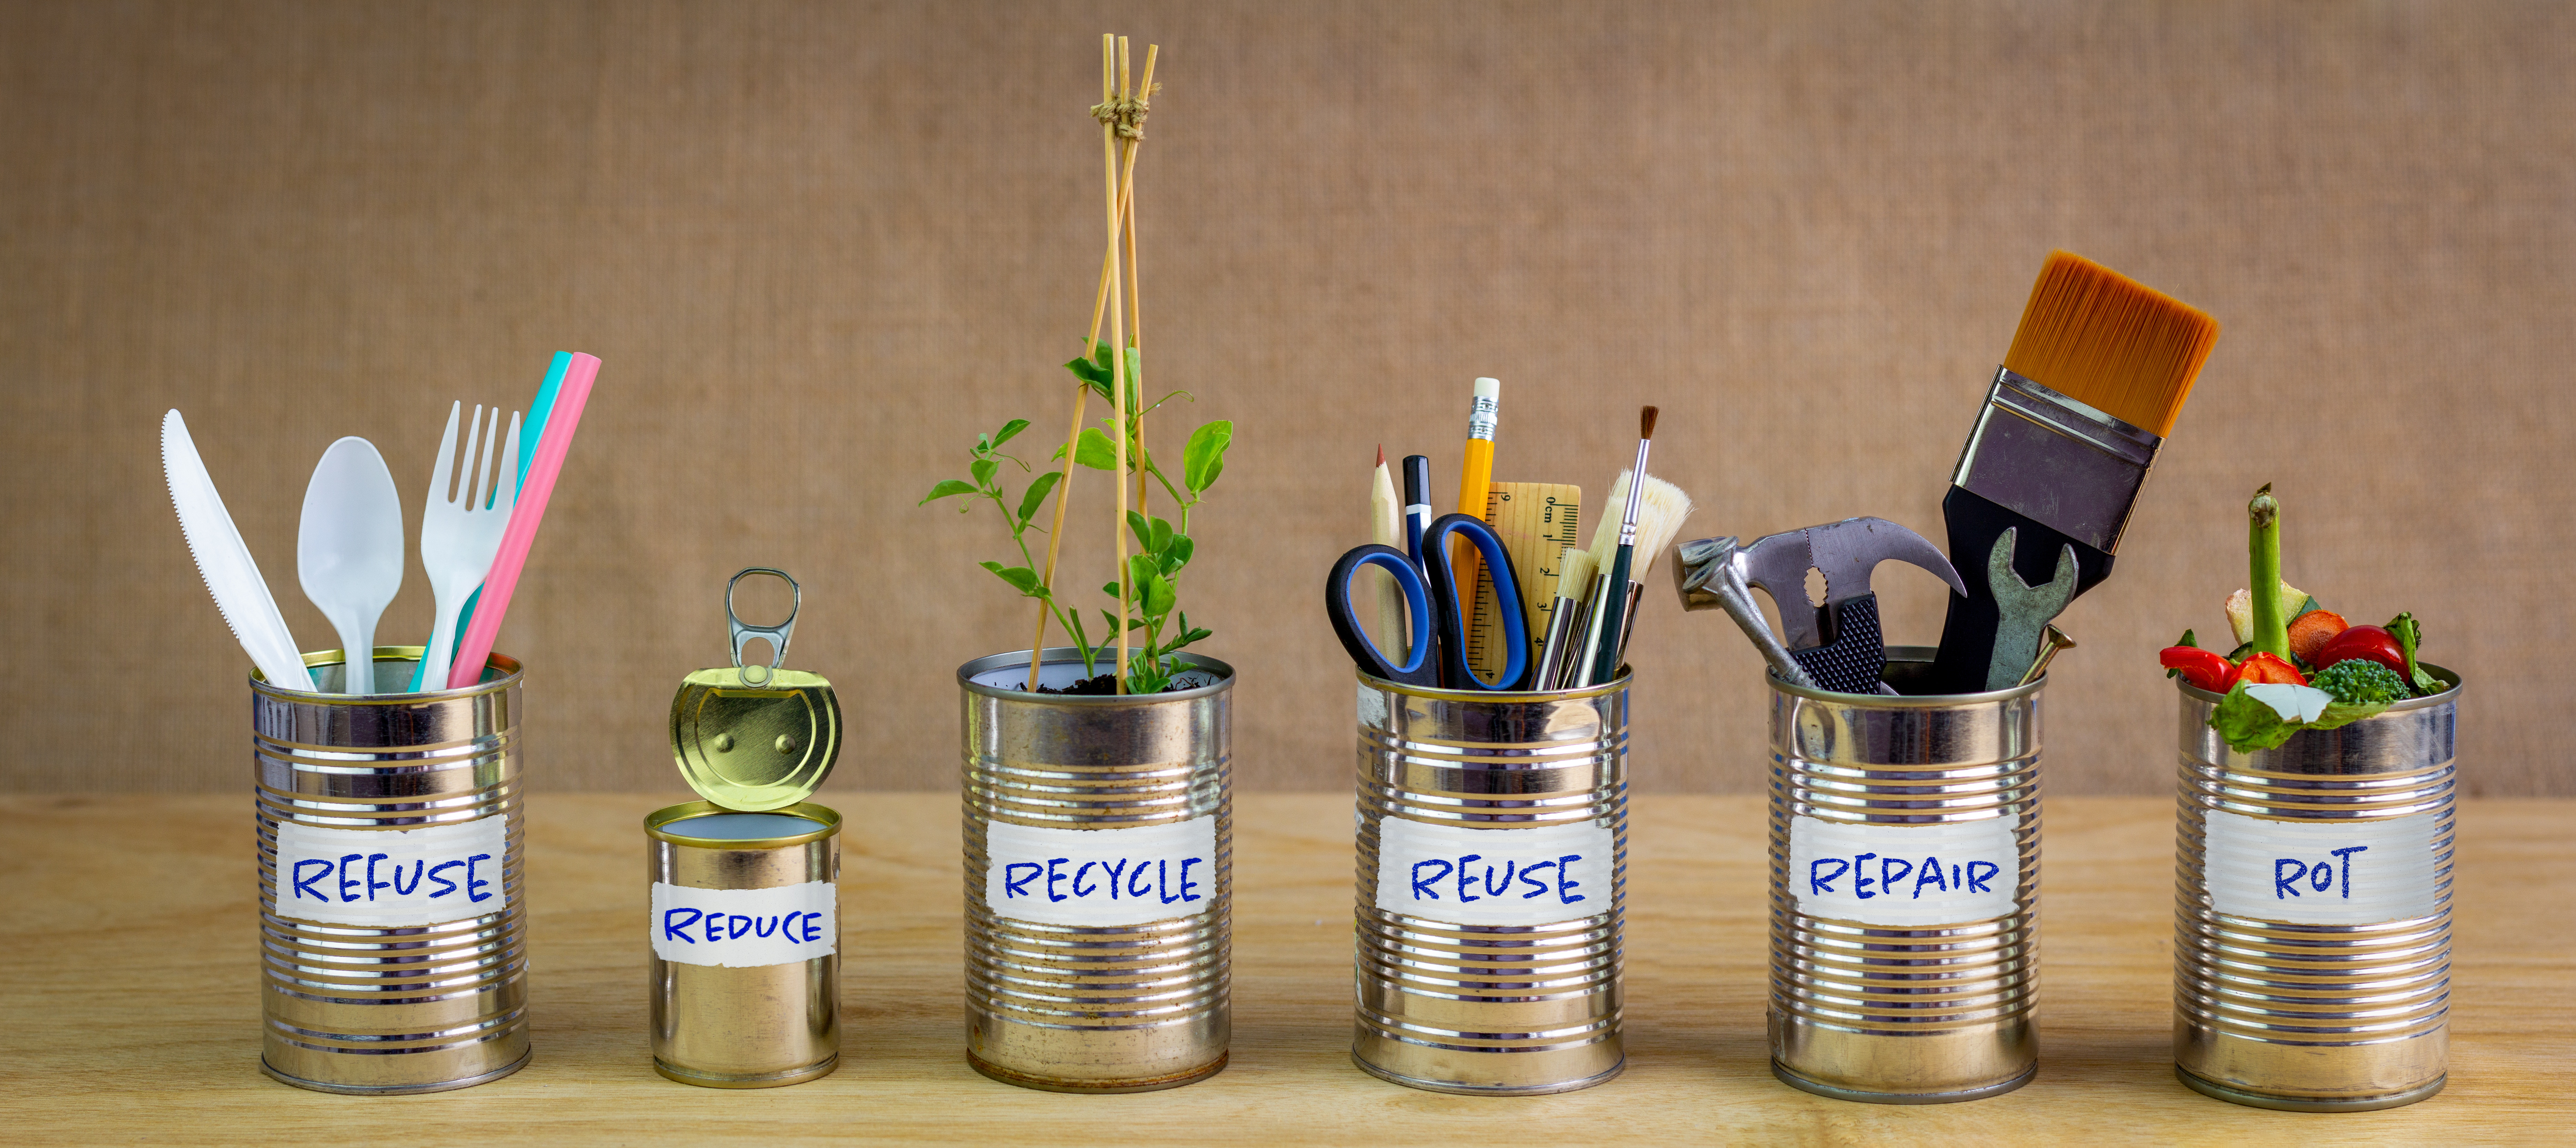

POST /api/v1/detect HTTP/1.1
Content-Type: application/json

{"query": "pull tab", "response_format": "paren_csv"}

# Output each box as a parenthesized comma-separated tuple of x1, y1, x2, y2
(726, 568, 799, 687)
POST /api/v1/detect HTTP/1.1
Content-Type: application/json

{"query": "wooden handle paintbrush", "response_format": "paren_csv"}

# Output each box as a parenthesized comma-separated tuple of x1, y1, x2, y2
(1587, 406, 1657, 685)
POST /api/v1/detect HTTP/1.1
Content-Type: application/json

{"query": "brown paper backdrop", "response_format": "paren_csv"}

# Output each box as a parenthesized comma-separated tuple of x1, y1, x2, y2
(5, 1, 2569, 795)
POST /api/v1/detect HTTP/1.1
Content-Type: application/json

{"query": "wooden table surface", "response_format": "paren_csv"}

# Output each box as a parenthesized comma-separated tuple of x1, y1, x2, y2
(4, 794, 2567, 1146)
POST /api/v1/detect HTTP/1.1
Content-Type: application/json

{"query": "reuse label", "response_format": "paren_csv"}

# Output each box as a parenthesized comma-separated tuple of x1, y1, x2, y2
(1787, 814, 2020, 926)
(982, 816, 1219, 927)
(273, 815, 509, 927)
(2202, 809, 2441, 925)
(1373, 817, 1615, 927)
(650, 880, 837, 967)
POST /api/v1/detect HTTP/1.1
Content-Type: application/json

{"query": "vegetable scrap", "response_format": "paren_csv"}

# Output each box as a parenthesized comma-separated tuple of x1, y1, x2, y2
(2158, 484, 2449, 753)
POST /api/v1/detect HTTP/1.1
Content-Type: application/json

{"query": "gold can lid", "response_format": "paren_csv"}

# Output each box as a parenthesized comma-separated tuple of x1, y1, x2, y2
(668, 570, 842, 812)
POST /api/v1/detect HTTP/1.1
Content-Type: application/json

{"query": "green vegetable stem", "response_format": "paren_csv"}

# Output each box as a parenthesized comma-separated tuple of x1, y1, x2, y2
(2247, 484, 2291, 662)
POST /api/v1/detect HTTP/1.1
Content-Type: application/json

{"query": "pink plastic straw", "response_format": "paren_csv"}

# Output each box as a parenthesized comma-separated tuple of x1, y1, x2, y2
(447, 353, 599, 688)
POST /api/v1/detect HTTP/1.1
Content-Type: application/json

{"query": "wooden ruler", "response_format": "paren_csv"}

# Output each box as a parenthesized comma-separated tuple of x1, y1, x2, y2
(1465, 482, 1582, 682)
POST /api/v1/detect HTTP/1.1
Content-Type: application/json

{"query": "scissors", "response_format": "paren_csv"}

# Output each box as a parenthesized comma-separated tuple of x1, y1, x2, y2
(1324, 454, 1529, 689)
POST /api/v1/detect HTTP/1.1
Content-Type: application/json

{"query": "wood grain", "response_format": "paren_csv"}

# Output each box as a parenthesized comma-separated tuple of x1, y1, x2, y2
(3, 794, 2565, 1145)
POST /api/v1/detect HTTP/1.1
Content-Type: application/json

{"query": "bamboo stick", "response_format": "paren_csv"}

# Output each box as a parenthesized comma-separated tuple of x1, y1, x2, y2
(1109, 36, 1133, 693)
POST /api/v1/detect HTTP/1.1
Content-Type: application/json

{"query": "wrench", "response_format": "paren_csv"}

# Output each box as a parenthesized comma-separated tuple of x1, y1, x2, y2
(1984, 526, 2079, 691)
(1674, 536, 1817, 690)
(1733, 517, 1967, 695)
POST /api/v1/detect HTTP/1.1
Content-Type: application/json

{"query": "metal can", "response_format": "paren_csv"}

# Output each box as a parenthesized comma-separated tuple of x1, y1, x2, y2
(254, 647, 529, 1095)
(647, 802, 842, 1088)
(2172, 667, 2460, 1111)
(1767, 648, 2040, 1104)
(1351, 671, 1628, 1096)
(958, 647, 1234, 1093)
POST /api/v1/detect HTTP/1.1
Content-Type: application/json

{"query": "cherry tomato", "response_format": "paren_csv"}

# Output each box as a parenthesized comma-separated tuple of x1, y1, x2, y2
(2159, 646, 2238, 692)
(2234, 652, 2307, 686)
(2311, 625, 2408, 677)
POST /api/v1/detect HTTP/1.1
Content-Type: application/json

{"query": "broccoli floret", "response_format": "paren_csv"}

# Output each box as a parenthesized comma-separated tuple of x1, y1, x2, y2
(2312, 659, 2410, 706)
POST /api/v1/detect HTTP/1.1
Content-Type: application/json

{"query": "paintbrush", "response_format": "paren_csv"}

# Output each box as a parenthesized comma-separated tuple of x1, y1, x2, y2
(1568, 469, 1693, 684)
(1586, 408, 1659, 684)
(1928, 251, 2220, 693)
(1534, 545, 1598, 689)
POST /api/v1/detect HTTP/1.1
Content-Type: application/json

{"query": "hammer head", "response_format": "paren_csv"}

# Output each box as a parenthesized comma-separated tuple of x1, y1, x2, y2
(1730, 517, 1968, 652)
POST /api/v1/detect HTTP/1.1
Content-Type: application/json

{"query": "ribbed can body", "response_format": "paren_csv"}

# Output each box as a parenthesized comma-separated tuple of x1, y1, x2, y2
(253, 649, 529, 1095)
(2172, 671, 2458, 1112)
(1767, 650, 2041, 1104)
(958, 648, 1232, 1092)
(1351, 672, 1628, 1096)
(647, 803, 841, 1088)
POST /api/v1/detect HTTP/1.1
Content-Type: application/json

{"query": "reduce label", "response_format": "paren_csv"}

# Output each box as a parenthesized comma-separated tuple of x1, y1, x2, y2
(2201, 809, 2441, 925)
(982, 816, 1219, 928)
(273, 815, 509, 927)
(1787, 814, 2020, 927)
(1373, 817, 1615, 928)
(650, 880, 837, 967)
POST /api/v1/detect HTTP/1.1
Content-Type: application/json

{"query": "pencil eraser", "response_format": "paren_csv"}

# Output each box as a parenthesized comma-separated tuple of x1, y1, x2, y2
(1473, 377, 1500, 399)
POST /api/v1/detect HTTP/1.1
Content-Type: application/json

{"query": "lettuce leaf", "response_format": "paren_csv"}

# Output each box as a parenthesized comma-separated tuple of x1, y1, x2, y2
(2208, 682, 2391, 752)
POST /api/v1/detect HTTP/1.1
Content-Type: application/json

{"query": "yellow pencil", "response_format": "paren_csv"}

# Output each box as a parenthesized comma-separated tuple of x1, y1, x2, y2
(1451, 377, 1500, 614)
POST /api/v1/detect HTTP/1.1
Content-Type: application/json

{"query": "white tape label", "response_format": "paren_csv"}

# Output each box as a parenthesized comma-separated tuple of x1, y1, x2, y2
(1788, 815, 2020, 926)
(650, 881, 837, 967)
(1373, 818, 1615, 927)
(983, 816, 1219, 927)
(2202, 809, 2441, 925)
(274, 815, 509, 927)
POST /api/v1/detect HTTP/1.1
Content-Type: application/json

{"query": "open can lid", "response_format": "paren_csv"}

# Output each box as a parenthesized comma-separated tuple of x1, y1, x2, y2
(669, 667, 842, 811)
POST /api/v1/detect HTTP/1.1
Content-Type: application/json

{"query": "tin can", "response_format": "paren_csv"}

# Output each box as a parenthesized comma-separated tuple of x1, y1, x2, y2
(1351, 671, 1628, 1096)
(1767, 648, 2040, 1104)
(254, 647, 529, 1095)
(647, 802, 841, 1088)
(958, 647, 1233, 1093)
(2172, 667, 2460, 1111)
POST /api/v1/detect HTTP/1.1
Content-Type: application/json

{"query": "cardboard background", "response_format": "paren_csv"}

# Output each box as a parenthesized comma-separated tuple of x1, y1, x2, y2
(6, 1, 2565, 794)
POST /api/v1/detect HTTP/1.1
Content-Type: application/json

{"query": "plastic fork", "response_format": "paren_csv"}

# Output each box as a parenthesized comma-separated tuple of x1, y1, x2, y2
(417, 402, 520, 691)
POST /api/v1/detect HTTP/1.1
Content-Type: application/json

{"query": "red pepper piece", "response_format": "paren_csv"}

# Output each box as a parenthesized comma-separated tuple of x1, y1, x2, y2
(2160, 646, 2238, 692)
(2311, 625, 2408, 676)
(2234, 652, 2307, 686)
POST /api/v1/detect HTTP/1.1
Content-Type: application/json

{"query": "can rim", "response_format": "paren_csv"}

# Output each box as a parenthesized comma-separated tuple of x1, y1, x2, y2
(1357, 666, 1632, 702)
(251, 646, 524, 703)
(646, 800, 843, 848)
(956, 647, 1235, 704)
(1764, 646, 2044, 705)
(2174, 661, 2463, 708)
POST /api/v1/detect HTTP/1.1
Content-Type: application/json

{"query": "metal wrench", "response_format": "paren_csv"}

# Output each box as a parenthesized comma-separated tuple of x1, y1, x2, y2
(1674, 536, 1817, 690)
(1984, 526, 2079, 691)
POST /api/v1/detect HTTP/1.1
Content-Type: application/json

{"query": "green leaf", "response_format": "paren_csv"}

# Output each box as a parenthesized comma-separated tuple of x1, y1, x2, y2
(1016, 470, 1062, 525)
(1103, 581, 1123, 599)
(1183, 421, 1233, 493)
(993, 419, 1030, 448)
(1150, 516, 1173, 555)
(1127, 511, 1154, 552)
(2208, 683, 2303, 752)
(979, 562, 1042, 595)
(2175, 628, 2198, 648)
(2308, 700, 2392, 731)
(970, 459, 998, 489)
(1139, 568, 1175, 618)
(1072, 427, 1119, 470)
(919, 479, 978, 506)
(1167, 534, 1194, 570)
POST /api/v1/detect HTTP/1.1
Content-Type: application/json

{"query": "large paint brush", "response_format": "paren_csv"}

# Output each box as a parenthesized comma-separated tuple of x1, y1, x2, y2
(1928, 252, 2220, 693)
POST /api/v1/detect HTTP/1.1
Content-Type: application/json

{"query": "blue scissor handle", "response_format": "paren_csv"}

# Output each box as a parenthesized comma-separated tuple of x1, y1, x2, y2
(1419, 513, 1530, 691)
(1325, 544, 1436, 686)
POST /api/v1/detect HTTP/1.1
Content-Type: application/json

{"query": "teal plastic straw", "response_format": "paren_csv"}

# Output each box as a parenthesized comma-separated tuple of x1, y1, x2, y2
(409, 352, 570, 690)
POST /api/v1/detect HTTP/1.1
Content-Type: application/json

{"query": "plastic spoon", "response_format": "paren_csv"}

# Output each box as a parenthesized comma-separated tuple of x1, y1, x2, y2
(297, 437, 407, 694)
